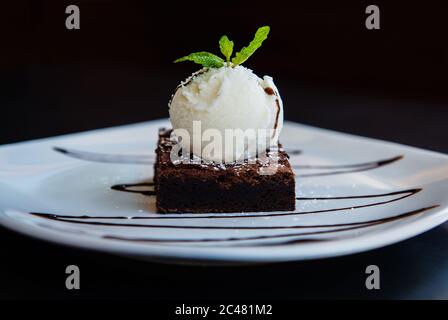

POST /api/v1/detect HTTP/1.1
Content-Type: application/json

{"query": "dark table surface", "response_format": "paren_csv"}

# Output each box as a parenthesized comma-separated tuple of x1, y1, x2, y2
(1, 79, 448, 300)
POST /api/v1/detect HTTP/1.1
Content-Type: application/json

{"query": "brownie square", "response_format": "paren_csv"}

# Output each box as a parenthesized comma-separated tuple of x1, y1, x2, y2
(154, 128, 296, 213)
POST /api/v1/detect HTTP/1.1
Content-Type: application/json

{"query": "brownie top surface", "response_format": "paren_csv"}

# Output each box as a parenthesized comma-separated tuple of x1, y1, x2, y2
(156, 128, 294, 176)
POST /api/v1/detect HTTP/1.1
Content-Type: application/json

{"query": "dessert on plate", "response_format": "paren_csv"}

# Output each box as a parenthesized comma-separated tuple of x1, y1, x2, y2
(154, 26, 296, 213)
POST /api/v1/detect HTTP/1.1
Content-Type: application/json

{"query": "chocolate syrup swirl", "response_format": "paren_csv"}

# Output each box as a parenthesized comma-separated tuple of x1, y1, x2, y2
(272, 98, 281, 138)
(111, 182, 156, 196)
(288, 149, 302, 155)
(262, 86, 281, 139)
(29, 205, 439, 246)
(98, 206, 439, 244)
(264, 87, 275, 95)
(28, 187, 437, 246)
(53, 147, 154, 165)
(31, 188, 421, 222)
(53, 146, 302, 165)
(53, 146, 401, 178)
(46, 136, 431, 248)
(295, 155, 403, 177)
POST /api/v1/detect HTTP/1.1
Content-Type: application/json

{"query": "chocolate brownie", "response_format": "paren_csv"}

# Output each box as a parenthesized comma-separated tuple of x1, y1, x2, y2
(154, 128, 296, 213)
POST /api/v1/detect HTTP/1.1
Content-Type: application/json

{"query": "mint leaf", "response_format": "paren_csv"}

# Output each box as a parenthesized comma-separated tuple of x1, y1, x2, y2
(219, 35, 234, 62)
(174, 26, 270, 68)
(174, 52, 224, 68)
(232, 26, 270, 66)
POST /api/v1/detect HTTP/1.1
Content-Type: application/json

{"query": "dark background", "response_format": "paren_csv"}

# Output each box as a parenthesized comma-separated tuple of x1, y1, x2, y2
(2, 0, 447, 150)
(1, 0, 448, 301)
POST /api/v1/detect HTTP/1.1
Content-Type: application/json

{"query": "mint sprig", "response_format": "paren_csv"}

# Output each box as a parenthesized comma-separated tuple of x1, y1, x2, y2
(219, 35, 234, 62)
(174, 52, 224, 68)
(174, 26, 270, 68)
(232, 26, 270, 65)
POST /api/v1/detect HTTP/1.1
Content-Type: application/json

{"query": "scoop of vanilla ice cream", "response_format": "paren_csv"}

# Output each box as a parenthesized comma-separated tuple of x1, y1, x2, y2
(169, 65, 283, 163)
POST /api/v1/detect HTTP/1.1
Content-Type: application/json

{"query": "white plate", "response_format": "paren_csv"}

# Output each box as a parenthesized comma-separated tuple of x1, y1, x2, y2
(1, 119, 448, 264)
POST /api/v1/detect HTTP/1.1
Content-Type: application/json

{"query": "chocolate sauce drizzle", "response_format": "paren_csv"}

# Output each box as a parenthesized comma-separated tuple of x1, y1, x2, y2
(294, 155, 403, 177)
(31, 188, 422, 223)
(45, 135, 435, 248)
(99, 206, 438, 245)
(110, 182, 156, 196)
(264, 87, 275, 95)
(53, 146, 402, 178)
(272, 98, 281, 138)
(28, 186, 438, 246)
(262, 86, 281, 139)
(30, 205, 438, 245)
(53, 147, 154, 165)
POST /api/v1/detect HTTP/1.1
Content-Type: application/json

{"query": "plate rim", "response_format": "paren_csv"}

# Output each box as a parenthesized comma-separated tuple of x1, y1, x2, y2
(1, 119, 448, 263)
(0, 205, 447, 263)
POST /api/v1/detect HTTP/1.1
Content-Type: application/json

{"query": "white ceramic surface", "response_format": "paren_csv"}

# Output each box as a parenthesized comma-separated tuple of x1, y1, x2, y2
(1, 119, 447, 264)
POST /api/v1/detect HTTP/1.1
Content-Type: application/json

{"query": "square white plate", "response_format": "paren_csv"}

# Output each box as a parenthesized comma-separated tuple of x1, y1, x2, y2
(1, 119, 447, 264)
